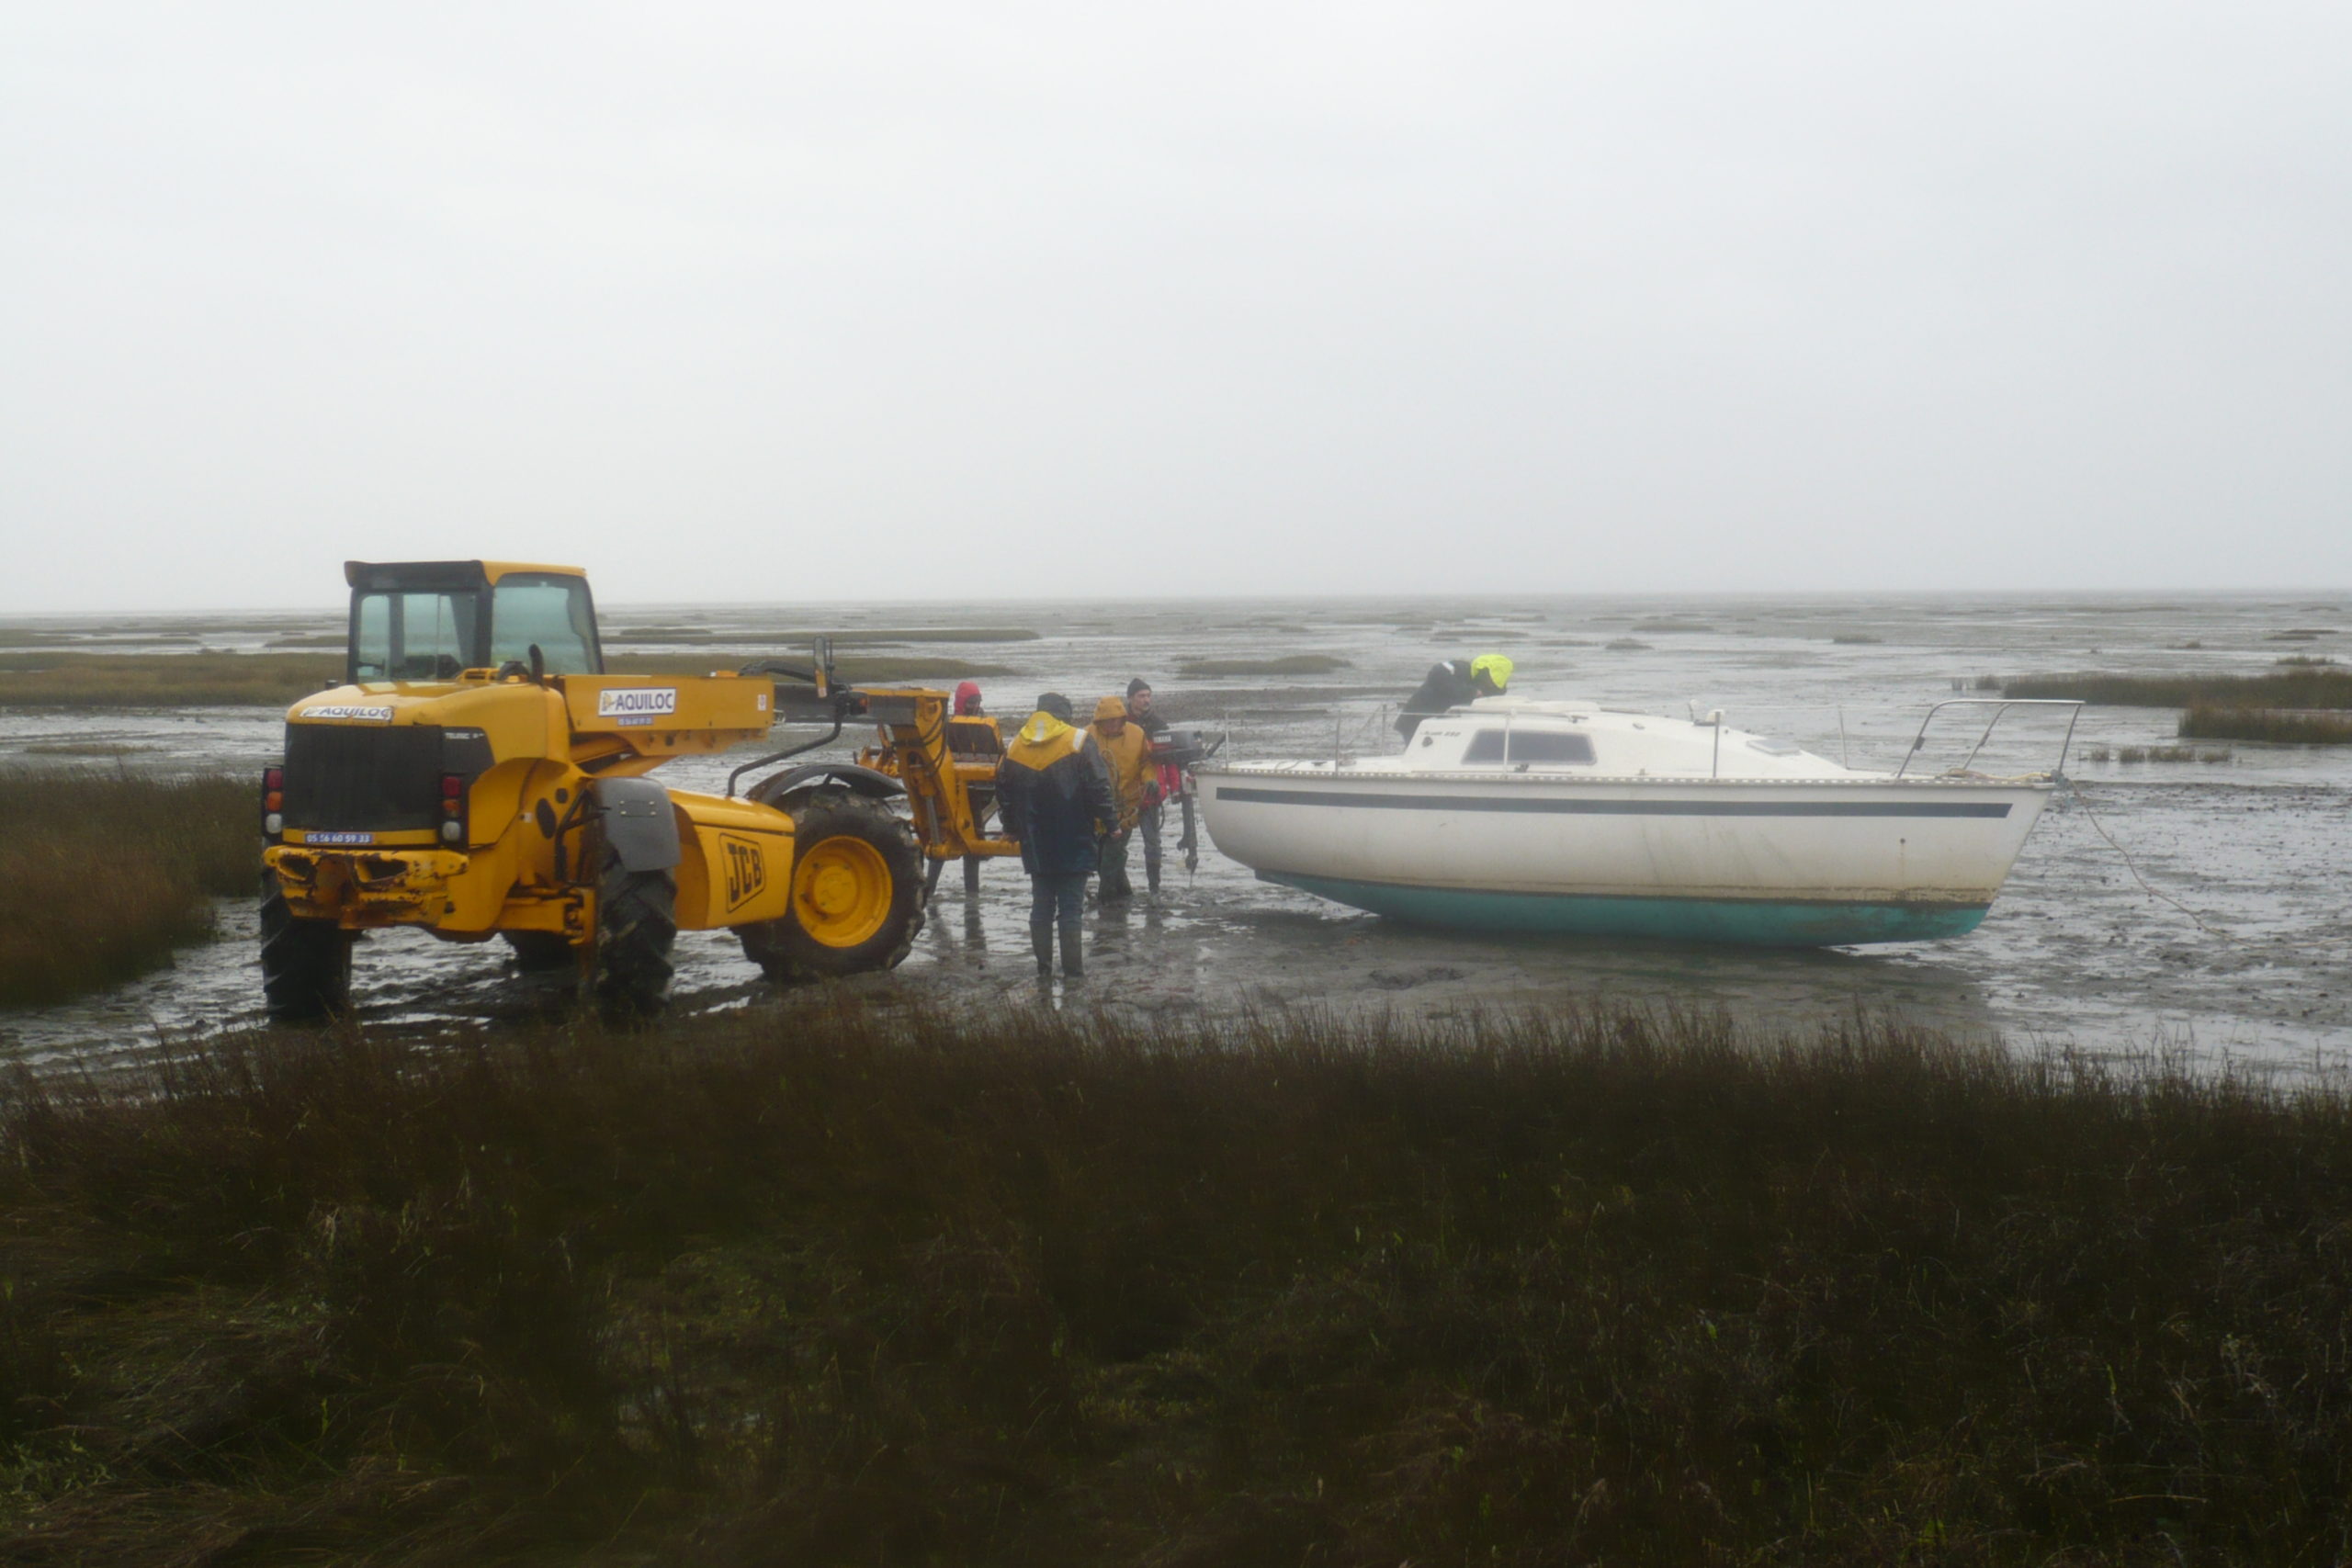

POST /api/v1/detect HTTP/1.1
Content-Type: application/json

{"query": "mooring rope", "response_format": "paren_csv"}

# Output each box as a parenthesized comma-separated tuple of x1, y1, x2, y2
(2061, 775, 2238, 942)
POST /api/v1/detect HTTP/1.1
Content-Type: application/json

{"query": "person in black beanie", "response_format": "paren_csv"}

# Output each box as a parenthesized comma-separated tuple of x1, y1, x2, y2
(1125, 678, 1173, 894)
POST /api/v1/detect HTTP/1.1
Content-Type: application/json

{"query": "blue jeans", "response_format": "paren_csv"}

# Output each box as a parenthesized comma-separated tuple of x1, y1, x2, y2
(1137, 801, 1162, 887)
(1028, 871, 1089, 975)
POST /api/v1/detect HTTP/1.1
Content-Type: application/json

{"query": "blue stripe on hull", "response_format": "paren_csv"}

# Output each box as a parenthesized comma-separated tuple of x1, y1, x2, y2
(1217, 785, 2012, 818)
(1261, 872, 1989, 947)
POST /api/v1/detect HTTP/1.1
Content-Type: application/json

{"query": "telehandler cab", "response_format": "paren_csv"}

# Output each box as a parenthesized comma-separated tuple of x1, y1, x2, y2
(259, 559, 949, 1021)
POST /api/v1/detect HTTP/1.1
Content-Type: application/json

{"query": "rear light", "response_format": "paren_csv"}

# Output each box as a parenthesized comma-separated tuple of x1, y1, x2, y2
(441, 773, 469, 846)
(261, 765, 284, 839)
(264, 766, 284, 791)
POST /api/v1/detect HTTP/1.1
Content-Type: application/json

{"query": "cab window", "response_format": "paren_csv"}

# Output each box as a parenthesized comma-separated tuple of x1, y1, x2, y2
(489, 574, 602, 674)
(352, 591, 479, 682)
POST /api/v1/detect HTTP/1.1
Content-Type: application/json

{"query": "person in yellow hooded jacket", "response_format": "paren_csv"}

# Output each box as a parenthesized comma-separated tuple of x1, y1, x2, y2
(996, 693, 1119, 977)
(1089, 694, 1152, 902)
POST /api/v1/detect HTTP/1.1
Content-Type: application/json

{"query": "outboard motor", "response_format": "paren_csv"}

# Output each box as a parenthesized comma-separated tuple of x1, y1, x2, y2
(1148, 728, 1226, 874)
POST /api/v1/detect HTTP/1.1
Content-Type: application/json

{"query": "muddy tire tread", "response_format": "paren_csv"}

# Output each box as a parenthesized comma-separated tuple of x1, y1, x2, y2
(740, 787, 926, 982)
(595, 847, 677, 1016)
(259, 877, 353, 1023)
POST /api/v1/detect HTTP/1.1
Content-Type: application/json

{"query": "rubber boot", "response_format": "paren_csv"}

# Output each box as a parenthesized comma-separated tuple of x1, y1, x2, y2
(1030, 922, 1054, 979)
(1059, 910, 1085, 978)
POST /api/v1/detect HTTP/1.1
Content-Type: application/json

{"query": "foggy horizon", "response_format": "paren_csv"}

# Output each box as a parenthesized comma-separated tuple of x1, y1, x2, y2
(6, 3, 2349, 613)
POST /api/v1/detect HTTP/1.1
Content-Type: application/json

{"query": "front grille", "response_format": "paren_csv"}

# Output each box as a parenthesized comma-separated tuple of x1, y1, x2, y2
(282, 724, 445, 832)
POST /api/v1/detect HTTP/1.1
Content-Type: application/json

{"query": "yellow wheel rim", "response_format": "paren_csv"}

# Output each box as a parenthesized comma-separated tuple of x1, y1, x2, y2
(791, 835, 894, 948)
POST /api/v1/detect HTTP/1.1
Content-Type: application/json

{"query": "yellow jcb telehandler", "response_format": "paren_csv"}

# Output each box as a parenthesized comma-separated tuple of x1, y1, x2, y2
(258, 559, 982, 1021)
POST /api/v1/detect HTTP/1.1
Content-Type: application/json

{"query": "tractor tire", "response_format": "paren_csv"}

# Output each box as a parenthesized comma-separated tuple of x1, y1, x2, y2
(739, 787, 925, 982)
(260, 876, 353, 1023)
(503, 931, 578, 973)
(594, 843, 677, 1017)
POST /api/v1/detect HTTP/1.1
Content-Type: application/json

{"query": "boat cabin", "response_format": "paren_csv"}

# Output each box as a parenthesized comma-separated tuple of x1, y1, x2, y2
(1386, 698, 1855, 781)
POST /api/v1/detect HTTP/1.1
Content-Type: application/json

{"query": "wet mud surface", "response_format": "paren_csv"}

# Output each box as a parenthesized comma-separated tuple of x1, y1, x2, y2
(4, 592, 2349, 1076)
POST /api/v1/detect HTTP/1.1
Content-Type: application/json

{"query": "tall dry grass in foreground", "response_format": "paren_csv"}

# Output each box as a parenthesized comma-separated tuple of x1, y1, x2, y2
(0, 771, 254, 1005)
(4, 1003, 2349, 1564)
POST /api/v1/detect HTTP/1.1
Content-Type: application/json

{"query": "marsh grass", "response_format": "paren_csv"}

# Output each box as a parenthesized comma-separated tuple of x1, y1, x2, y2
(2178, 705, 2352, 745)
(1999, 669, 2352, 709)
(17, 744, 155, 758)
(5, 1003, 2351, 1563)
(613, 626, 1043, 646)
(605, 653, 1023, 682)
(0, 650, 1023, 706)
(0, 652, 338, 708)
(0, 771, 254, 1005)
(2077, 743, 2233, 763)
(1176, 655, 1353, 676)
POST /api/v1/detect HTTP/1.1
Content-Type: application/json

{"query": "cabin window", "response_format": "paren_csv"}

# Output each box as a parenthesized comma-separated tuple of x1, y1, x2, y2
(352, 591, 477, 682)
(1460, 729, 1597, 766)
(489, 574, 603, 675)
(1507, 729, 1596, 765)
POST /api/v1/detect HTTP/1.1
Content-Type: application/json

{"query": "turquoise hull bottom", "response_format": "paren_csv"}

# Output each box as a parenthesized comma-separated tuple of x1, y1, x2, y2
(1261, 873, 1991, 947)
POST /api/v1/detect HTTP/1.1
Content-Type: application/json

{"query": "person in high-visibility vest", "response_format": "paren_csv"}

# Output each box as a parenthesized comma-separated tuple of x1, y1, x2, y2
(1395, 653, 1514, 741)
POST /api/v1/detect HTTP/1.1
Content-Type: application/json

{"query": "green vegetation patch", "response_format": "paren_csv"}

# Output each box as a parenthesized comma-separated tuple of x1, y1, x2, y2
(0, 652, 340, 708)
(2078, 743, 2233, 763)
(0, 770, 254, 1006)
(613, 626, 1043, 646)
(2178, 706, 2352, 745)
(605, 653, 1021, 682)
(1175, 654, 1352, 676)
(2000, 669, 2352, 709)
(6, 1007, 2352, 1562)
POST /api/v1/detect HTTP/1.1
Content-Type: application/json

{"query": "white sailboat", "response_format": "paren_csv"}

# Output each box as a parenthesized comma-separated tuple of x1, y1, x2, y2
(1195, 698, 2076, 946)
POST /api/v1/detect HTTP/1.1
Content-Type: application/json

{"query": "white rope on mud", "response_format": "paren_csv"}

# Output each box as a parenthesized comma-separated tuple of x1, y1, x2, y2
(2062, 776, 2238, 942)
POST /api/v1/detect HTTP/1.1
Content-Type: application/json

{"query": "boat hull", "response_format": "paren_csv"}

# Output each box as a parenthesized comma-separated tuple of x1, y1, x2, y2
(1199, 771, 2052, 948)
(1261, 872, 1988, 946)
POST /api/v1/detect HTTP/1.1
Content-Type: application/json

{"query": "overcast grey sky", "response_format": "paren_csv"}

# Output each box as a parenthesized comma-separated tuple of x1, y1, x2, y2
(4, 3, 2347, 611)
